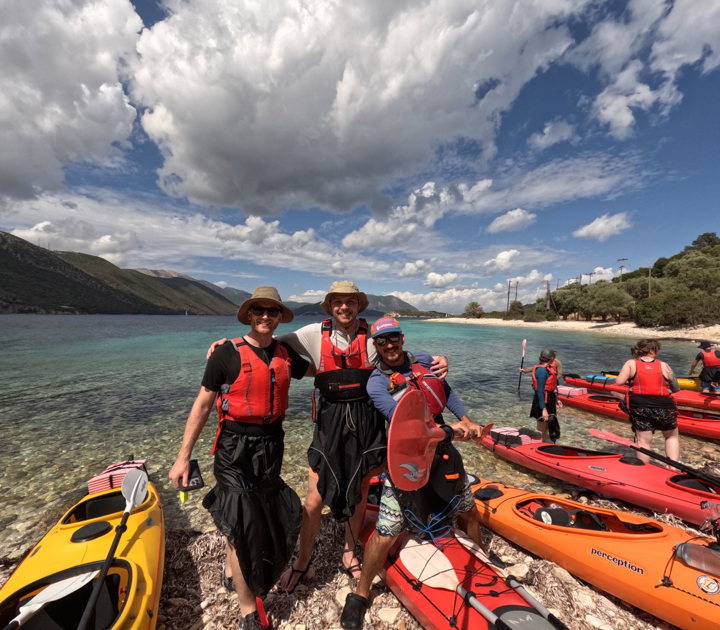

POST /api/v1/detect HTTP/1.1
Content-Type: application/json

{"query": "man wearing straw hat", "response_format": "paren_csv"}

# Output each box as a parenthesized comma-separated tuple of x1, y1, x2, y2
(170, 286, 310, 630)
(277, 281, 449, 591)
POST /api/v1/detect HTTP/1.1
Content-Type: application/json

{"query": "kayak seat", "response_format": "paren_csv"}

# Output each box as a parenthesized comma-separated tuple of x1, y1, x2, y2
(63, 492, 127, 524)
(671, 475, 717, 493)
(533, 507, 571, 526)
(539, 445, 568, 456)
(571, 509, 607, 531)
(18, 572, 121, 630)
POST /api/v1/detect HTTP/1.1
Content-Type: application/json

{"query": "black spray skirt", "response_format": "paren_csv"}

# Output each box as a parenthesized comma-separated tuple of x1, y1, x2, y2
(204, 422, 302, 597)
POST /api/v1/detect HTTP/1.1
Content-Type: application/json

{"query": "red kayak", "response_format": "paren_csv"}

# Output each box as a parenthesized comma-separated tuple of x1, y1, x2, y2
(565, 374, 720, 413)
(360, 481, 565, 630)
(558, 386, 720, 440)
(479, 426, 720, 526)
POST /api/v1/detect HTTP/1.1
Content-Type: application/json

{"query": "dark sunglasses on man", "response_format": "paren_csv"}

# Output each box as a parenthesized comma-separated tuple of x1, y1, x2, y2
(374, 332, 402, 346)
(250, 306, 281, 318)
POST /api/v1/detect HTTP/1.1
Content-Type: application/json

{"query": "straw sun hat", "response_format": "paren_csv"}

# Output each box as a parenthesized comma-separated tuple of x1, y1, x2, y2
(320, 280, 369, 315)
(236, 286, 294, 324)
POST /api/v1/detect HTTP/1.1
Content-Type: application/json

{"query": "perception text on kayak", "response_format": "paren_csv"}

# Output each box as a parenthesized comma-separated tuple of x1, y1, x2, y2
(591, 548, 644, 574)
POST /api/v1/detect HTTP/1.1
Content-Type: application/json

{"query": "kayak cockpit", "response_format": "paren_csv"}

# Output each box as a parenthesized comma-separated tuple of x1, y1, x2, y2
(668, 474, 720, 496)
(536, 444, 619, 458)
(62, 492, 126, 525)
(514, 497, 663, 534)
(0, 560, 133, 630)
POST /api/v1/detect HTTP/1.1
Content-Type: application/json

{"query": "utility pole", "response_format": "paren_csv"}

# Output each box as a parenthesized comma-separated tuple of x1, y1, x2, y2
(546, 280, 551, 309)
(586, 271, 595, 285)
(506, 280, 512, 316)
(617, 257, 628, 282)
(514, 281, 518, 301)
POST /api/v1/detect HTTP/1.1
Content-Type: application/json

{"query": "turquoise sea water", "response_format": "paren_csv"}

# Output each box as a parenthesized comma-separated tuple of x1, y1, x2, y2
(0, 314, 714, 560)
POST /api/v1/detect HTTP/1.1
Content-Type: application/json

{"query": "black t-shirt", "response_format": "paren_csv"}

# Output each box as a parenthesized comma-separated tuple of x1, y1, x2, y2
(202, 338, 309, 392)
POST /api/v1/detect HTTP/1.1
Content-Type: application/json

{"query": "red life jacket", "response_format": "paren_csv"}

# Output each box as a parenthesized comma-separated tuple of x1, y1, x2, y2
(215, 338, 291, 428)
(630, 358, 670, 396)
(313, 318, 374, 403)
(316, 318, 374, 372)
(701, 348, 720, 368)
(531, 362, 558, 394)
(386, 357, 447, 417)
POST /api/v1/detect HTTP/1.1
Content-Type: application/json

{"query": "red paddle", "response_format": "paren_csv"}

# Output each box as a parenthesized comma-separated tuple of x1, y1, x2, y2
(589, 428, 720, 488)
(387, 389, 447, 490)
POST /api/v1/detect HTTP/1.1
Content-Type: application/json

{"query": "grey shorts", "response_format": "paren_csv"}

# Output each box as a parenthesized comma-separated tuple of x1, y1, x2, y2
(375, 476, 475, 538)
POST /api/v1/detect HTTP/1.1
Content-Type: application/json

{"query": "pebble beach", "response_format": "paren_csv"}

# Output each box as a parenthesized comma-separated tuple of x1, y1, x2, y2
(2, 318, 719, 630)
(424, 317, 720, 344)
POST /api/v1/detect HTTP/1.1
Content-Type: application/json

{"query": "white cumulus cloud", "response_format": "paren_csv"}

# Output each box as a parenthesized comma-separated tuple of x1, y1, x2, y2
(425, 272, 458, 289)
(487, 208, 536, 233)
(573, 212, 632, 242)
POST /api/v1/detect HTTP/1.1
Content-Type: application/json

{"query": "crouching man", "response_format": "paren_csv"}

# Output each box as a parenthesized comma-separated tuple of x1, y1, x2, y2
(340, 317, 487, 630)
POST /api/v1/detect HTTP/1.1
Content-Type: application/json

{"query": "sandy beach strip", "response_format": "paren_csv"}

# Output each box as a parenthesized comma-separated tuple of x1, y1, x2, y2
(423, 317, 720, 343)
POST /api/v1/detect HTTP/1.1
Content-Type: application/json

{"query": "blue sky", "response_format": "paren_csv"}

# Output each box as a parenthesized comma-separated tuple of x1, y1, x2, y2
(1, 0, 719, 313)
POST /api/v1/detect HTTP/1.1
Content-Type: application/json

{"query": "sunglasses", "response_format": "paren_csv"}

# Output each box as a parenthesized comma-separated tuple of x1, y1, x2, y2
(374, 332, 402, 346)
(250, 306, 282, 318)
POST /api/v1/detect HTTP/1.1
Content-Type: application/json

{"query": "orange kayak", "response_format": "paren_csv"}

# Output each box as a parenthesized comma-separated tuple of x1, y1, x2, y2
(471, 477, 720, 629)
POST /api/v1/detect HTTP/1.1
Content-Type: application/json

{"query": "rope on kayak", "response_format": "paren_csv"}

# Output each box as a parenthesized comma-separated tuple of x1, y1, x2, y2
(402, 494, 462, 547)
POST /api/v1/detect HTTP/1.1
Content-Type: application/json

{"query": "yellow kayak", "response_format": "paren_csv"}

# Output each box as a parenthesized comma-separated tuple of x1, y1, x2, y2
(0, 475, 164, 630)
(602, 370, 701, 391)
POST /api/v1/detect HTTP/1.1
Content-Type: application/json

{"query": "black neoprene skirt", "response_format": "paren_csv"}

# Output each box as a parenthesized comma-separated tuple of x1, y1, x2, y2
(307, 395, 387, 521)
(203, 422, 302, 597)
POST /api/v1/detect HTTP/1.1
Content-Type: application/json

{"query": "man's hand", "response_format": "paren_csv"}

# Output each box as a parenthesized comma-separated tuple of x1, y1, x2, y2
(206, 338, 228, 360)
(449, 421, 473, 441)
(431, 355, 448, 379)
(450, 415, 481, 441)
(168, 458, 191, 490)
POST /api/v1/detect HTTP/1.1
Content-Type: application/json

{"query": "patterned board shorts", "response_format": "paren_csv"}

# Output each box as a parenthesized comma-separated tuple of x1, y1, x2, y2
(375, 476, 475, 538)
(628, 406, 678, 433)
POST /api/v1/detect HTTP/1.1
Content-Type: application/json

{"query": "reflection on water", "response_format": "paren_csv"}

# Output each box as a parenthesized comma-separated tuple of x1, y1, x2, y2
(1, 314, 717, 560)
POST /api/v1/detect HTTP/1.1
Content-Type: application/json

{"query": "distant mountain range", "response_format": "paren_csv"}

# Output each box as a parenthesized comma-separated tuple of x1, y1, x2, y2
(0, 231, 419, 316)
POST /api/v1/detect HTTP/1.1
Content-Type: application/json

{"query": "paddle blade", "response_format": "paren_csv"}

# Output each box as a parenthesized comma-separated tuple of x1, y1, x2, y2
(387, 390, 446, 490)
(475, 423, 495, 446)
(398, 538, 459, 591)
(121, 468, 148, 512)
(7, 571, 97, 628)
(588, 428, 634, 447)
(521, 338, 527, 358)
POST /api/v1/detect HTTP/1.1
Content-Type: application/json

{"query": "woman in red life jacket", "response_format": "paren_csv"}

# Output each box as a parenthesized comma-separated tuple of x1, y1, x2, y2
(615, 339, 681, 462)
(169, 286, 311, 630)
(689, 340, 720, 393)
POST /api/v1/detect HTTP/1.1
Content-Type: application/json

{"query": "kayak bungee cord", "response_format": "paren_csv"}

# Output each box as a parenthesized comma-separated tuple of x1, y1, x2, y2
(402, 494, 463, 547)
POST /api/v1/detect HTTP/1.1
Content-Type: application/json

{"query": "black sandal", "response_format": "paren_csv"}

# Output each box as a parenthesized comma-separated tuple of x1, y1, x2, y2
(341, 545, 362, 578)
(340, 593, 369, 630)
(280, 559, 311, 593)
(221, 569, 234, 591)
